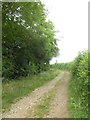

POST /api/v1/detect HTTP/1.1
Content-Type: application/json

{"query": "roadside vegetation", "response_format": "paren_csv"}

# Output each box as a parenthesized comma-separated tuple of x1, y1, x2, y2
(2, 2, 59, 81)
(69, 50, 88, 118)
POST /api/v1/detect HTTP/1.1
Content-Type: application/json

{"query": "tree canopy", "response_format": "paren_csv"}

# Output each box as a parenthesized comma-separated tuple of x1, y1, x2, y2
(2, 2, 59, 79)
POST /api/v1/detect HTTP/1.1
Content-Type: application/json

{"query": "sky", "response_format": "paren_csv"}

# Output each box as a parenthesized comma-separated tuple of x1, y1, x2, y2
(41, 0, 88, 64)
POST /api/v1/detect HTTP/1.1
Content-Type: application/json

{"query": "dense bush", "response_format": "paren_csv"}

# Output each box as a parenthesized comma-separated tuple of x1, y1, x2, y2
(69, 50, 88, 118)
(2, 2, 59, 80)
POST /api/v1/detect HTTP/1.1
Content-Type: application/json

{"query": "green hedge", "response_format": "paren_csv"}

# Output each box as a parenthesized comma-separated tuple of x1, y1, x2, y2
(69, 50, 88, 118)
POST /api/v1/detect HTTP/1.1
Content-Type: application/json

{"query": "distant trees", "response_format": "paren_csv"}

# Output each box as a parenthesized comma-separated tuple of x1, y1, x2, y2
(50, 62, 72, 71)
(2, 2, 59, 79)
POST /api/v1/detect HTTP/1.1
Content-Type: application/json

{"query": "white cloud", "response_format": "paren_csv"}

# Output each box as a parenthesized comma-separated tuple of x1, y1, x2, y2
(41, 0, 88, 64)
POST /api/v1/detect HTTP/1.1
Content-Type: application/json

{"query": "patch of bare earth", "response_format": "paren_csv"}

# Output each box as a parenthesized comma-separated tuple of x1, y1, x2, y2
(3, 72, 64, 118)
(44, 72, 70, 118)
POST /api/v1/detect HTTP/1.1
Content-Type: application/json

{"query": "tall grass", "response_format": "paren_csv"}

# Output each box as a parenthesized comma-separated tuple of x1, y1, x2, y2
(2, 69, 60, 112)
(68, 76, 88, 118)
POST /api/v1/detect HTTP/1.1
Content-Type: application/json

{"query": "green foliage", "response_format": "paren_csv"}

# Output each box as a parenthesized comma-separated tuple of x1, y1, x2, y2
(69, 50, 88, 118)
(2, 2, 59, 79)
(88, 52, 90, 77)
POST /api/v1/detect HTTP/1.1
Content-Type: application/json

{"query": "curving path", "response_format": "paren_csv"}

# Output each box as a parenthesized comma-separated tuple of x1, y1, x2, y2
(3, 72, 66, 118)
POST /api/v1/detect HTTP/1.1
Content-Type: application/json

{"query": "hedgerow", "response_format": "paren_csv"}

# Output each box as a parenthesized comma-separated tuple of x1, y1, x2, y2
(69, 50, 88, 118)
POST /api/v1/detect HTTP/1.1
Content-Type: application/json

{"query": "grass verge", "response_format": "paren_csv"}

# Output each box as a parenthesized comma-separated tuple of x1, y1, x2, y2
(2, 69, 60, 112)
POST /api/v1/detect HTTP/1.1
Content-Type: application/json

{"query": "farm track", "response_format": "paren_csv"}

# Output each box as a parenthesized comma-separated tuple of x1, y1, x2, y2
(3, 71, 70, 118)
(44, 71, 70, 118)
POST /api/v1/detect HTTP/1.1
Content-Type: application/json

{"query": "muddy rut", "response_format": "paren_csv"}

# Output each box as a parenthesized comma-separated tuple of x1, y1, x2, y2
(3, 71, 70, 118)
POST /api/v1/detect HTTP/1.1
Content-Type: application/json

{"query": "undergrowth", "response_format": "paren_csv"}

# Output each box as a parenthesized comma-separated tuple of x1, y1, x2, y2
(68, 51, 88, 118)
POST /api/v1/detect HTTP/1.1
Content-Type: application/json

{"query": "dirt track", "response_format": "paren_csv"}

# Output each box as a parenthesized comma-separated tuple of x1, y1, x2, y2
(3, 71, 70, 118)
(44, 72, 70, 118)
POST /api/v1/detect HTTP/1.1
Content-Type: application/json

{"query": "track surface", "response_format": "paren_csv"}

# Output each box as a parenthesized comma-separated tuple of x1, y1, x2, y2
(3, 71, 70, 118)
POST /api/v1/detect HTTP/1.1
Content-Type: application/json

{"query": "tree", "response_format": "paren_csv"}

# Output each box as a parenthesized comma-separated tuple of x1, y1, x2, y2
(2, 2, 59, 79)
